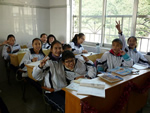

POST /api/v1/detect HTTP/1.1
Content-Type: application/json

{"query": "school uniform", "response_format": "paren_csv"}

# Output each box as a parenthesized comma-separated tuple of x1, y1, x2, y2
(2, 43, 21, 60)
(46, 43, 51, 49)
(19, 48, 45, 72)
(70, 42, 84, 54)
(42, 43, 49, 49)
(32, 52, 67, 113)
(119, 33, 149, 66)
(65, 58, 96, 83)
(96, 49, 133, 72)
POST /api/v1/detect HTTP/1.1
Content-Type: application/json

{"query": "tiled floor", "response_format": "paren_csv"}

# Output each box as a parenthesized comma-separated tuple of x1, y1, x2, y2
(0, 77, 150, 113)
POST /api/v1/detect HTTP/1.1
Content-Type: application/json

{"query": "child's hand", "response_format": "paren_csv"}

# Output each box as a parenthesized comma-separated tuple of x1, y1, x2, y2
(81, 55, 89, 62)
(2, 40, 8, 45)
(7, 47, 11, 53)
(75, 75, 84, 80)
(115, 21, 122, 33)
(39, 56, 50, 68)
(82, 50, 88, 53)
(120, 50, 125, 55)
(32, 57, 38, 62)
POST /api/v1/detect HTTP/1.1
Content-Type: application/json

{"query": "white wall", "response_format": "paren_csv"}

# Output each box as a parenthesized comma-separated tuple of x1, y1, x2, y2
(49, 0, 70, 43)
(0, 0, 50, 45)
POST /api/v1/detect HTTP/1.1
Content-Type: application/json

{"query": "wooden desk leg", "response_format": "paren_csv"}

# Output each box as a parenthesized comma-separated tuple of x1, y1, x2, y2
(65, 91, 81, 113)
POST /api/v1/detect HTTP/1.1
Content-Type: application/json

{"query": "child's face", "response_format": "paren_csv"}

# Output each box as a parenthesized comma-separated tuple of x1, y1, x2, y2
(128, 38, 137, 49)
(49, 37, 55, 44)
(32, 40, 42, 52)
(40, 35, 47, 43)
(63, 58, 75, 70)
(51, 43, 62, 57)
(112, 42, 122, 54)
(77, 36, 85, 45)
(8, 37, 15, 46)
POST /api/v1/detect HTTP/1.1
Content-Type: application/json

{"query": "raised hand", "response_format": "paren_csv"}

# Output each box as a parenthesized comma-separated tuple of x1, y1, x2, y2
(115, 21, 122, 33)
(81, 55, 89, 62)
(2, 40, 8, 45)
(120, 50, 125, 55)
(39, 56, 50, 68)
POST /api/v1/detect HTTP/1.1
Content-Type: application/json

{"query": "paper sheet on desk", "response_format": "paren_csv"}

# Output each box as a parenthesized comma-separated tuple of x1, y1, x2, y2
(77, 86, 105, 98)
(27, 61, 40, 66)
(132, 63, 149, 70)
(66, 83, 80, 91)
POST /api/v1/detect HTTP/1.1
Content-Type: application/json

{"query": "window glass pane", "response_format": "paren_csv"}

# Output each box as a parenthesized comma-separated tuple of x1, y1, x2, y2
(81, 0, 103, 43)
(104, 0, 133, 44)
(136, 0, 150, 52)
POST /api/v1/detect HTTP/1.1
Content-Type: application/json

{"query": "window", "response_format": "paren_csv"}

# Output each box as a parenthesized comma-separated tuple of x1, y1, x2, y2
(72, 0, 150, 53)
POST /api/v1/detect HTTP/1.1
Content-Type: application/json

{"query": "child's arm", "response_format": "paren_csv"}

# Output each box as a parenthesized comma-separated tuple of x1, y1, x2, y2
(116, 21, 127, 50)
(85, 60, 96, 78)
(0, 40, 8, 46)
(120, 50, 133, 67)
(2, 45, 9, 60)
(138, 52, 149, 66)
(70, 42, 85, 54)
(32, 56, 50, 81)
(96, 52, 108, 72)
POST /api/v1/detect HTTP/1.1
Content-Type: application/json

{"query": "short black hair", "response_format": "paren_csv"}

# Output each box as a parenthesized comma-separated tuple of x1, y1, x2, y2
(62, 50, 75, 62)
(7, 34, 15, 40)
(51, 40, 62, 49)
(32, 38, 42, 44)
(40, 33, 47, 38)
(127, 36, 137, 42)
(63, 44, 71, 50)
(112, 38, 123, 46)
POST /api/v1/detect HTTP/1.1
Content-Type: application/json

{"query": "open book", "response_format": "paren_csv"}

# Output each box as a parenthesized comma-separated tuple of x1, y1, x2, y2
(108, 67, 132, 76)
(98, 73, 123, 83)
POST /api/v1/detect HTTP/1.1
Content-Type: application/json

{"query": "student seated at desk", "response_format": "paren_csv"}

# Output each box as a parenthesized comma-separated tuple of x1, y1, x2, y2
(96, 38, 133, 72)
(40, 33, 49, 49)
(47, 34, 56, 49)
(2, 34, 21, 60)
(62, 50, 96, 84)
(116, 21, 149, 66)
(16, 38, 45, 80)
(32, 40, 67, 113)
(70, 33, 88, 54)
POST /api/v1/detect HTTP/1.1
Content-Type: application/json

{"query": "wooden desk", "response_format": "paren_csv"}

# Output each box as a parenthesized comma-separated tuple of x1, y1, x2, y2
(43, 49, 50, 56)
(9, 54, 19, 67)
(25, 61, 40, 81)
(63, 70, 150, 113)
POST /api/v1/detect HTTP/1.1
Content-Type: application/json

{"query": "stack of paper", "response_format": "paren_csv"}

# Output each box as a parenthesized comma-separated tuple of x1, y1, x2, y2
(66, 78, 106, 98)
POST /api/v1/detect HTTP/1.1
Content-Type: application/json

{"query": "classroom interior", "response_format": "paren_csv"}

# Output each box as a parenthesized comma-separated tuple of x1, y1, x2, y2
(0, 0, 150, 113)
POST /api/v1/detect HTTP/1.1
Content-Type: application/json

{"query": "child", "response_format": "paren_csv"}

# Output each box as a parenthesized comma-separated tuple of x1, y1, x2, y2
(62, 44, 72, 51)
(116, 21, 149, 65)
(16, 38, 45, 80)
(40, 33, 49, 49)
(2, 34, 20, 60)
(47, 34, 56, 49)
(70, 33, 88, 54)
(62, 50, 96, 84)
(96, 38, 133, 72)
(32, 40, 67, 113)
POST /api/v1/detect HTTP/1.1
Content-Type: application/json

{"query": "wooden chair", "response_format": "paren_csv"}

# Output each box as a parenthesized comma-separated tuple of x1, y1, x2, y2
(87, 53, 103, 62)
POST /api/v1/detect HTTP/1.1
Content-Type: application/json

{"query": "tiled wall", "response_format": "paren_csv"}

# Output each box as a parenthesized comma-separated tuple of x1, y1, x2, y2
(0, 0, 50, 45)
